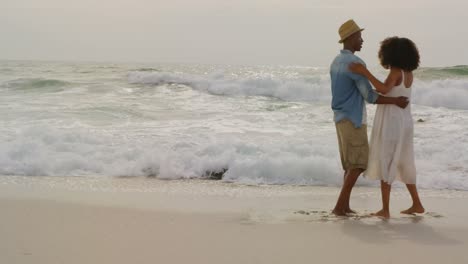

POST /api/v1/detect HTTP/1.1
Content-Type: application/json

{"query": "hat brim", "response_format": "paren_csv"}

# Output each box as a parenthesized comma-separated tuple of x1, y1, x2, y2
(338, 28, 364, 43)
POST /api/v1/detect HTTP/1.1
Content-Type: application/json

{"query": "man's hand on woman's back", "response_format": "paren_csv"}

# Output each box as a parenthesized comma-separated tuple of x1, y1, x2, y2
(394, 96, 409, 109)
(375, 95, 409, 108)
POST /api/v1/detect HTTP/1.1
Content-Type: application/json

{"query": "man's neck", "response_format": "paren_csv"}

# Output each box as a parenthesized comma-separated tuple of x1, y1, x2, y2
(343, 45, 356, 54)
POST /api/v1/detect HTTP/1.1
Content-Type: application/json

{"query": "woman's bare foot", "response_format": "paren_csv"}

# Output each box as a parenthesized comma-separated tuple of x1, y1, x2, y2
(370, 209, 390, 219)
(401, 205, 425, 215)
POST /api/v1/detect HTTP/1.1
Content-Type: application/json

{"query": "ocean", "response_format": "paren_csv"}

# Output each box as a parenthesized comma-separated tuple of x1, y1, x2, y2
(1, 60, 467, 190)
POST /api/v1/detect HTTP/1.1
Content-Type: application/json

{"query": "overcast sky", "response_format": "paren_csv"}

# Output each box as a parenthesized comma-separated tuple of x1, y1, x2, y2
(1, 0, 466, 67)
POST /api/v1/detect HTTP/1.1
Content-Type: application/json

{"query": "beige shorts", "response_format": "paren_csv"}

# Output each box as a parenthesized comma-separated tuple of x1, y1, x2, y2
(335, 119, 369, 171)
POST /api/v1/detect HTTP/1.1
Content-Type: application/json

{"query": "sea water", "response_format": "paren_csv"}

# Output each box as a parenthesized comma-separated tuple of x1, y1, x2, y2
(0, 61, 467, 190)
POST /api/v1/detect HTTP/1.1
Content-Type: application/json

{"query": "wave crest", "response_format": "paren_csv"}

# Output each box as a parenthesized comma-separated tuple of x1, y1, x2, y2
(129, 70, 468, 110)
(2, 78, 71, 92)
(417, 65, 468, 79)
(128, 71, 331, 102)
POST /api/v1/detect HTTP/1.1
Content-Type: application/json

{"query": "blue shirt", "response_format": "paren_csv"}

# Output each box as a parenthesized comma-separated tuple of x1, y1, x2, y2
(330, 50, 379, 128)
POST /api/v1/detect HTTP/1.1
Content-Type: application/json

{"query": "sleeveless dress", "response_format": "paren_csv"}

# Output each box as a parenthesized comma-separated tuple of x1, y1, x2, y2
(364, 70, 416, 184)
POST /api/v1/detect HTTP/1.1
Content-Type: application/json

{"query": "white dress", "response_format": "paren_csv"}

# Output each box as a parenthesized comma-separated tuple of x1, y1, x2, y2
(364, 71, 416, 184)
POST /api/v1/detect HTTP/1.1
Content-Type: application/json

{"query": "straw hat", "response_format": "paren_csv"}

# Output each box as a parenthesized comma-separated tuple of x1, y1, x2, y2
(338, 19, 364, 43)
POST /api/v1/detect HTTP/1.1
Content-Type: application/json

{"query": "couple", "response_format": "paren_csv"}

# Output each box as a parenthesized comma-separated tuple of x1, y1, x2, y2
(330, 19, 425, 219)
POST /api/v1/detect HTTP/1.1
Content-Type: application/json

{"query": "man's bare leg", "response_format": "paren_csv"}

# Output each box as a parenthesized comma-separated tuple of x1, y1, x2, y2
(341, 170, 356, 214)
(371, 181, 391, 219)
(401, 184, 425, 214)
(332, 168, 363, 216)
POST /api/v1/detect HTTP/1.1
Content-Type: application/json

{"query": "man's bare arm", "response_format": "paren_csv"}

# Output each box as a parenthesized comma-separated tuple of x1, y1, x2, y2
(375, 95, 409, 109)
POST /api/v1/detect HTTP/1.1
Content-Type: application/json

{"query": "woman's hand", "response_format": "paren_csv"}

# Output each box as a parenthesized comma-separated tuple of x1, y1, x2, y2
(348, 62, 368, 76)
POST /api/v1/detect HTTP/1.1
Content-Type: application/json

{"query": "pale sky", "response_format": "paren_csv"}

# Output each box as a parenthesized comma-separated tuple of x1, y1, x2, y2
(1, 0, 467, 67)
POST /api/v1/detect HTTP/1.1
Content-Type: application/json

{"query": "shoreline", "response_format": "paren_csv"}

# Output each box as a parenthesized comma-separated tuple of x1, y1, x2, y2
(1, 176, 467, 263)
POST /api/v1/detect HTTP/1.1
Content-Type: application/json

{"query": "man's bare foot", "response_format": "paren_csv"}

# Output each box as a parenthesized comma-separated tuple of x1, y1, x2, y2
(401, 205, 425, 215)
(370, 209, 390, 219)
(332, 208, 347, 216)
(345, 208, 357, 215)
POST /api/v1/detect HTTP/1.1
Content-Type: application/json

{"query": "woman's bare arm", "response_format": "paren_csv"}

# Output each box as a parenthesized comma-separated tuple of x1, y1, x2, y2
(349, 63, 400, 94)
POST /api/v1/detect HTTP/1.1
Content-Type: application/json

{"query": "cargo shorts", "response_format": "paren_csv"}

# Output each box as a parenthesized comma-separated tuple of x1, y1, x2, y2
(335, 119, 369, 171)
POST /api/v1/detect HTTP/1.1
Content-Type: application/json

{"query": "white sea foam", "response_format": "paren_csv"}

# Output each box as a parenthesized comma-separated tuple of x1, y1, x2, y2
(1, 108, 467, 191)
(412, 79, 468, 110)
(0, 125, 340, 184)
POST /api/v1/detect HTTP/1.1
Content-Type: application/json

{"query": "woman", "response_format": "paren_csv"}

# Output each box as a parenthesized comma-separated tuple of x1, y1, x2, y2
(349, 37, 425, 219)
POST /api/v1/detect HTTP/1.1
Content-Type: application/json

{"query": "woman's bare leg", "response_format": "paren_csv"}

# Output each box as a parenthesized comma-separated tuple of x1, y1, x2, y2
(401, 184, 425, 214)
(371, 181, 391, 219)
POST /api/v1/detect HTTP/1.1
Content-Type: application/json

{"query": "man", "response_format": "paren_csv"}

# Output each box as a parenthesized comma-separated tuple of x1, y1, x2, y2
(330, 19, 408, 216)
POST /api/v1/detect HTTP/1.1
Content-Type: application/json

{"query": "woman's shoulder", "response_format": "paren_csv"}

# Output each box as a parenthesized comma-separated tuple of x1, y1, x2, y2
(387, 67, 403, 86)
(389, 67, 403, 74)
(389, 67, 414, 87)
(388, 67, 403, 78)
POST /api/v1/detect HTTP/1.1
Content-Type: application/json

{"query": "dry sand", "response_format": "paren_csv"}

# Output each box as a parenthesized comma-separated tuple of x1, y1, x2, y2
(1, 176, 467, 264)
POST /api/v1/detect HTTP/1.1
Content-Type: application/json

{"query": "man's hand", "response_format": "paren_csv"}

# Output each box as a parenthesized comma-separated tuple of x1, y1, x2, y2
(375, 95, 409, 108)
(394, 96, 409, 109)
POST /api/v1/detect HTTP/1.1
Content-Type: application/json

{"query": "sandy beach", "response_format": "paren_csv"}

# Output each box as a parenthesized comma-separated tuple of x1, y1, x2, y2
(1, 176, 467, 264)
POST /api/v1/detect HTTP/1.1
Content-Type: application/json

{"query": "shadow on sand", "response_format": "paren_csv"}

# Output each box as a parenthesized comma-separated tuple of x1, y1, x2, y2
(292, 210, 459, 246)
(341, 215, 460, 246)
